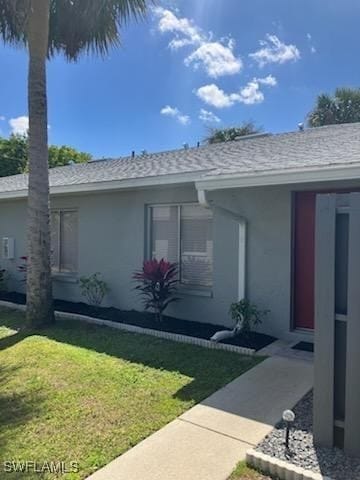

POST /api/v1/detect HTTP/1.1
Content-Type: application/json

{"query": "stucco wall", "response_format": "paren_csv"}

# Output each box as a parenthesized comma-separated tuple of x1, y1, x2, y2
(209, 186, 292, 339)
(1, 179, 359, 340)
(0, 185, 240, 329)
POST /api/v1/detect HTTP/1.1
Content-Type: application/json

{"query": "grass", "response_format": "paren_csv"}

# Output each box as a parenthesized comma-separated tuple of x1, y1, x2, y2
(229, 461, 272, 480)
(0, 308, 262, 479)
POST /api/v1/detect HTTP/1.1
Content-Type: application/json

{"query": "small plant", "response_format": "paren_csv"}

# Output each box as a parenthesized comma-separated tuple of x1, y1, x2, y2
(79, 273, 110, 307)
(133, 259, 179, 322)
(229, 299, 269, 335)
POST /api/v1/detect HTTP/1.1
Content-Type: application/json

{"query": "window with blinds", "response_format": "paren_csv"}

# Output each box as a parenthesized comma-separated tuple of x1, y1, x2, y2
(51, 210, 78, 274)
(150, 204, 213, 287)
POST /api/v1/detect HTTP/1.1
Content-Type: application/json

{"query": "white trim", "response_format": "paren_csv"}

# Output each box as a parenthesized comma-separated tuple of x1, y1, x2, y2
(0, 171, 212, 201)
(178, 287, 213, 298)
(3, 164, 360, 201)
(196, 164, 360, 191)
(238, 223, 246, 301)
(52, 273, 79, 284)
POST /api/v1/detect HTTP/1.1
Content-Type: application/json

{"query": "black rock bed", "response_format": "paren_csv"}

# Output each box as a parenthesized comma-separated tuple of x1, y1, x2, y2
(0, 291, 276, 351)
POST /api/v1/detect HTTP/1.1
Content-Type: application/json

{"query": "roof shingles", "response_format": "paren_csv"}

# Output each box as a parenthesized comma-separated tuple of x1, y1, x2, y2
(1, 123, 360, 194)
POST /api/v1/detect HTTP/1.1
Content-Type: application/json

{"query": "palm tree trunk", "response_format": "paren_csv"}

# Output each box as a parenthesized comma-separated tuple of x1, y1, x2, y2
(26, 0, 54, 327)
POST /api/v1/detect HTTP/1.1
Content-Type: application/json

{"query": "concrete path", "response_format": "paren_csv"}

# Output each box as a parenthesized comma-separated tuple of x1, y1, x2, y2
(258, 339, 314, 362)
(87, 356, 313, 480)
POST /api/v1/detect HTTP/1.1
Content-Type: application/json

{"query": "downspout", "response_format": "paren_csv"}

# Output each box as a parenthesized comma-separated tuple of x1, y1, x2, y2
(197, 189, 247, 302)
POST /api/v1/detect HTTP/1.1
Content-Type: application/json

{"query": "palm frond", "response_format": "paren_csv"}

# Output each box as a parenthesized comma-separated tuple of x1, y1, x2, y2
(308, 88, 360, 127)
(205, 121, 262, 145)
(48, 0, 149, 60)
(0, 0, 29, 46)
(0, 0, 150, 60)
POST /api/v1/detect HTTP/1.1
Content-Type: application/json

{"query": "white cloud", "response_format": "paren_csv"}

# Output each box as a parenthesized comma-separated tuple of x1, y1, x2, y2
(196, 76, 277, 109)
(196, 84, 234, 108)
(199, 109, 221, 124)
(154, 7, 202, 48)
(160, 105, 177, 116)
(306, 33, 317, 54)
(237, 80, 265, 105)
(153, 7, 242, 78)
(256, 74, 277, 86)
(9, 116, 29, 135)
(249, 34, 300, 67)
(185, 41, 242, 78)
(160, 105, 190, 125)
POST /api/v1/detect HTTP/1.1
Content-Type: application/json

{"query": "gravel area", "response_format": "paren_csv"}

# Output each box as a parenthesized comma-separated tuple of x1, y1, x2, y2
(256, 391, 360, 480)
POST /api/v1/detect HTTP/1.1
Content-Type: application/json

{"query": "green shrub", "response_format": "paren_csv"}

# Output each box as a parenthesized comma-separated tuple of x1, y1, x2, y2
(79, 273, 110, 307)
(229, 299, 269, 334)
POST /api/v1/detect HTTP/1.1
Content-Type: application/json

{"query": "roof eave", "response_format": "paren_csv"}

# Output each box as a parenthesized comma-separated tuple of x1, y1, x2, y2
(0, 170, 211, 201)
(2, 164, 360, 201)
(195, 164, 360, 191)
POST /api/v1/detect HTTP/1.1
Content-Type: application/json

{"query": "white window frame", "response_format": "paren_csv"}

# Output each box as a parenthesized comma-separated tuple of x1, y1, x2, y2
(51, 208, 79, 275)
(147, 202, 213, 289)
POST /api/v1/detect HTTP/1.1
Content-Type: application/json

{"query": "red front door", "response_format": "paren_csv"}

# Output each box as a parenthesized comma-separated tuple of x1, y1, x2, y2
(293, 192, 316, 330)
(293, 188, 360, 330)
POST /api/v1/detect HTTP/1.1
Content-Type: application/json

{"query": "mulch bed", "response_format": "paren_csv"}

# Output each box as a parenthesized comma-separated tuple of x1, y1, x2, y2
(0, 291, 276, 351)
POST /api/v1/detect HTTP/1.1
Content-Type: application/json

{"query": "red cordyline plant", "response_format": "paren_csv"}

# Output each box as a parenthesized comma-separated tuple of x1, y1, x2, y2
(133, 259, 179, 322)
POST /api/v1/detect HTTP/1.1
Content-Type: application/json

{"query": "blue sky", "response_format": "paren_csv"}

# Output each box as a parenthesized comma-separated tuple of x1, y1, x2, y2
(0, 0, 359, 158)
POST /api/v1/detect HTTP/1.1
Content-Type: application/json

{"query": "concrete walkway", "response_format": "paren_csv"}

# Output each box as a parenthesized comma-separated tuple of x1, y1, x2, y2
(258, 339, 314, 362)
(87, 356, 313, 480)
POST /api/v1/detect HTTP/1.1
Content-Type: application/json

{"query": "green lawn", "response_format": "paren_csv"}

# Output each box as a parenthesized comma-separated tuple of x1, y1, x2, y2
(0, 308, 262, 480)
(229, 461, 272, 480)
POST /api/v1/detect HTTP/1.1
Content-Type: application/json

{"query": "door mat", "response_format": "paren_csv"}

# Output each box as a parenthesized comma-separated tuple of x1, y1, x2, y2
(292, 341, 314, 352)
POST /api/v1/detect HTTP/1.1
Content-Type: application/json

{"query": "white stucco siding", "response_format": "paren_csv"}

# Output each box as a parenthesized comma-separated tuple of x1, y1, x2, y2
(1, 179, 359, 339)
(0, 186, 239, 329)
(210, 186, 292, 338)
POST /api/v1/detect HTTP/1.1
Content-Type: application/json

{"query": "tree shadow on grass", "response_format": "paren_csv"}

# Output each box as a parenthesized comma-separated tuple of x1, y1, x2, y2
(0, 365, 44, 458)
(0, 312, 38, 353)
(0, 329, 31, 352)
(0, 310, 259, 406)
(0, 312, 46, 469)
(0, 310, 51, 353)
(41, 319, 259, 404)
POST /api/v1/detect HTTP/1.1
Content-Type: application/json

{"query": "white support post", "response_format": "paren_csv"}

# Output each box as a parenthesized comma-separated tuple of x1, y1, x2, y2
(238, 222, 246, 301)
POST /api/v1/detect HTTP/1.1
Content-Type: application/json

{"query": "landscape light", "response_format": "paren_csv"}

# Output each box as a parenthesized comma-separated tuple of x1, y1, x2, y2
(282, 409, 295, 449)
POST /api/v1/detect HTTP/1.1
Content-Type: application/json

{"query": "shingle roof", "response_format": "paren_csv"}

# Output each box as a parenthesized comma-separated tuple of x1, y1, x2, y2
(1, 123, 360, 194)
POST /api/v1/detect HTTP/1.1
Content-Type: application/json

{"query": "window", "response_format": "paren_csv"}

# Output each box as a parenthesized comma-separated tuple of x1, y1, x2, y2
(149, 204, 213, 288)
(51, 210, 78, 274)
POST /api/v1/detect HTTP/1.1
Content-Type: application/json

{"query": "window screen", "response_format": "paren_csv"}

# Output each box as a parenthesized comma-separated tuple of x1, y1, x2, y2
(151, 206, 179, 264)
(150, 204, 213, 287)
(50, 211, 60, 272)
(51, 210, 78, 273)
(60, 211, 78, 273)
(181, 205, 213, 287)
